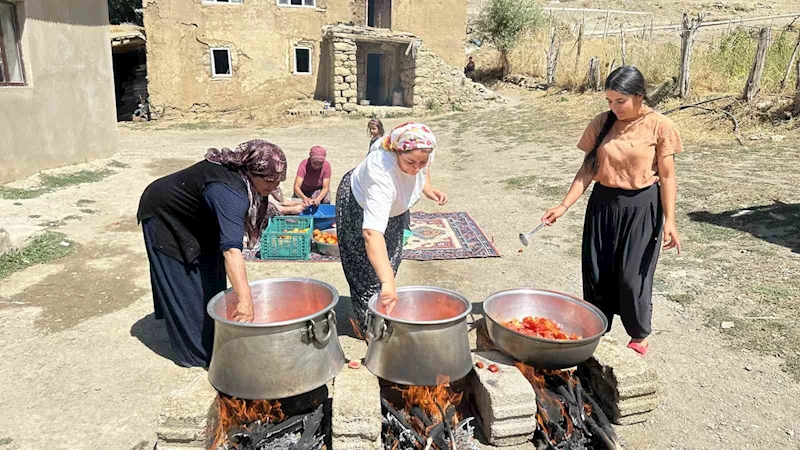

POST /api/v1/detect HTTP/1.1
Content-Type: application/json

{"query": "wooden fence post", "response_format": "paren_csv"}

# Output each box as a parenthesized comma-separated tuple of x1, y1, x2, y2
(678, 13, 703, 98)
(743, 27, 771, 102)
(781, 32, 800, 90)
(576, 22, 585, 68)
(546, 26, 561, 86)
(587, 57, 601, 91)
(621, 25, 627, 66)
(603, 11, 611, 41)
(794, 57, 800, 114)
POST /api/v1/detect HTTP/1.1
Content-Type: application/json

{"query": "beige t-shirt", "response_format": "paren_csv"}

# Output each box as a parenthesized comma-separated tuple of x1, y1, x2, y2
(577, 107, 683, 190)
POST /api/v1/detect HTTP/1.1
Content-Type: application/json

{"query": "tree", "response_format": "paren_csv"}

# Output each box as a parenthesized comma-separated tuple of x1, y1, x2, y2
(473, 0, 544, 77)
(108, 0, 143, 26)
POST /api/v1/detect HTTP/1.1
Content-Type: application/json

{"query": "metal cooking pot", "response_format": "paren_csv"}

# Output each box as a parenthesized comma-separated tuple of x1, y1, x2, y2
(207, 278, 345, 399)
(483, 288, 608, 369)
(364, 286, 473, 386)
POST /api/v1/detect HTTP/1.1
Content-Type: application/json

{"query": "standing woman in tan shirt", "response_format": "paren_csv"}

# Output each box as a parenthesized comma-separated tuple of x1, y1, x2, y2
(541, 66, 683, 356)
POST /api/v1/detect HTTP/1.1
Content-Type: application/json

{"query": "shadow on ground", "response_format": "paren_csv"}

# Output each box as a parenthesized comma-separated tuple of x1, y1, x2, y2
(688, 201, 800, 253)
(334, 295, 361, 339)
(130, 313, 183, 366)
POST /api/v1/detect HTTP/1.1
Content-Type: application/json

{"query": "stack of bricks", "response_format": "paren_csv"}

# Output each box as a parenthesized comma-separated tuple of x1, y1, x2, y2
(578, 336, 661, 425)
(470, 351, 537, 446)
(332, 37, 358, 113)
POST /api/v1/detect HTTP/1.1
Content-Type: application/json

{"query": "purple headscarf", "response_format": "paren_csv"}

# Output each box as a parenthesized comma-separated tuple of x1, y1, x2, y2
(206, 140, 287, 247)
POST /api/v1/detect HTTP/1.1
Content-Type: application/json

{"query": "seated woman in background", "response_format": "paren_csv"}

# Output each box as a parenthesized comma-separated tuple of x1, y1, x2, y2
(293, 146, 332, 207)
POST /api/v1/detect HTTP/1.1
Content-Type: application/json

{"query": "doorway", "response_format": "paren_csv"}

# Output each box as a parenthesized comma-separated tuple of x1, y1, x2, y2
(366, 53, 383, 105)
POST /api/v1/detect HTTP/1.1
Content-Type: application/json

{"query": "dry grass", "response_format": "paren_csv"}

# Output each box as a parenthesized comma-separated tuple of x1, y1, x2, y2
(493, 26, 800, 100)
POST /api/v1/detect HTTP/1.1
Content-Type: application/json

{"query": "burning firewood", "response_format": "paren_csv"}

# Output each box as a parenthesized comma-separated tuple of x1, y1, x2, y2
(514, 362, 621, 450)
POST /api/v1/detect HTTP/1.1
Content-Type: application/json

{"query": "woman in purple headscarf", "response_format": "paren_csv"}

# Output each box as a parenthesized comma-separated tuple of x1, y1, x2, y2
(137, 140, 287, 367)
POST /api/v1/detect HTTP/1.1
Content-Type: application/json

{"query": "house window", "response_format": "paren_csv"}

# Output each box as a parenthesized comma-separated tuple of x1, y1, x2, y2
(0, 0, 25, 86)
(294, 47, 311, 74)
(277, 0, 316, 8)
(203, 0, 243, 4)
(210, 48, 232, 78)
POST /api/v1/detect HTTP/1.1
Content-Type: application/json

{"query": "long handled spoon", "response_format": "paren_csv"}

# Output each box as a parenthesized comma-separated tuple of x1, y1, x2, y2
(519, 223, 546, 246)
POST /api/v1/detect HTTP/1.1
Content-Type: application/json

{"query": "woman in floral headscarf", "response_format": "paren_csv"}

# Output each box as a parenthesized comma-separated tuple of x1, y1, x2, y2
(336, 123, 448, 332)
(137, 140, 287, 367)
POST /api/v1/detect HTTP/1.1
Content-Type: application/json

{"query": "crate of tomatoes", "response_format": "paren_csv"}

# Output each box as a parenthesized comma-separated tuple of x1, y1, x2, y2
(260, 216, 313, 260)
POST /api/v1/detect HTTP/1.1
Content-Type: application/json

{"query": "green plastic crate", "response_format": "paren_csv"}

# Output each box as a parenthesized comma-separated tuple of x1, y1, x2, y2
(260, 216, 314, 260)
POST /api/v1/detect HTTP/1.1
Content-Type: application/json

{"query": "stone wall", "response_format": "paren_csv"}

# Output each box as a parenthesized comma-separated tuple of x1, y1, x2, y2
(331, 37, 358, 113)
(412, 44, 503, 112)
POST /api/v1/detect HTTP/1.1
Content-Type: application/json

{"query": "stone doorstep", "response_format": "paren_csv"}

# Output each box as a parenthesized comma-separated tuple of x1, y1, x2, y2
(471, 351, 537, 446)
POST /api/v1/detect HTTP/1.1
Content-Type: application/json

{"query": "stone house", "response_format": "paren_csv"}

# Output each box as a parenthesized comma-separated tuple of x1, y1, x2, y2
(0, 0, 118, 184)
(142, 0, 499, 118)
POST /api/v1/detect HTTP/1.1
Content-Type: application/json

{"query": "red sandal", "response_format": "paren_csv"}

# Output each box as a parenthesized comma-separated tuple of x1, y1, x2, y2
(627, 341, 649, 356)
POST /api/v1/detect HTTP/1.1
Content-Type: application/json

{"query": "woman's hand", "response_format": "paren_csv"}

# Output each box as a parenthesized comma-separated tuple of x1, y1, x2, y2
(425, 188, 448, 206)
(541, 204, 568, 225)
(380, 280, 398, 316)
(231, 298, 254, 323)
(662, 219, 682, 254)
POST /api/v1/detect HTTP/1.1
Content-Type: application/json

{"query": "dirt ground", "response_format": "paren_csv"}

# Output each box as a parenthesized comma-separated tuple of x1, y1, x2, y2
(1, 88, 799, 450)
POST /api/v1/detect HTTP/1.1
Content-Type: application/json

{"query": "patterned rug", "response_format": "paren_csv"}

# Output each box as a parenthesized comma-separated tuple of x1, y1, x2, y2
(244, 211, 501, 262)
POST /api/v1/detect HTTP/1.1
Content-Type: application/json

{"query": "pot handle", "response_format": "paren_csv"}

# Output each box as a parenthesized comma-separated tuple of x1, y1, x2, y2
(310, 310, 336, 345)
(365, 310, 391, 343)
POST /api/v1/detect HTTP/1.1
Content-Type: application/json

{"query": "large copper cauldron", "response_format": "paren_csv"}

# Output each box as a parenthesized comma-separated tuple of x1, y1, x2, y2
(207, 278, 345, 399)
(483, 288, 608, 369)
(364, 286, 473, 385)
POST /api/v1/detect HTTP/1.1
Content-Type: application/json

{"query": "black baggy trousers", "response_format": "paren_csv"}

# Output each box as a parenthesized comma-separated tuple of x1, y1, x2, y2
(582, 183, 663, 339)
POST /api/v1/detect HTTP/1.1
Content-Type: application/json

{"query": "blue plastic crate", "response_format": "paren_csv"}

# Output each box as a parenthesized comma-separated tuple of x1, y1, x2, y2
(260, 216, 313, 260)
(300, 204, 337, 231)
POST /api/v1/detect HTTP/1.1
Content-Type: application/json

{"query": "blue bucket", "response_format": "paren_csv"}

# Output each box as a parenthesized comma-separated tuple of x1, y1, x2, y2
(301, 204, 337, 230)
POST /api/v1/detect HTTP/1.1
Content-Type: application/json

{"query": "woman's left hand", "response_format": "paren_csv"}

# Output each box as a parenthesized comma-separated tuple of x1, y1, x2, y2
(425, 188, 448, 206)
(662, 220, 682, 255)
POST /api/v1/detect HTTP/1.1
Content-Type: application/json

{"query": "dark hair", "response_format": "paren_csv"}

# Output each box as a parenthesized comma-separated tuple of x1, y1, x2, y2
(583, 66, 648, 175)
(368, 118, 384, 136)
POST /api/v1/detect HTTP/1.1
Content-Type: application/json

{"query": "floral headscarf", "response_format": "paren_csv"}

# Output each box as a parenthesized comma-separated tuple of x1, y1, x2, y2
(380, 122, 436, 153)
(206, 140, 287, 247)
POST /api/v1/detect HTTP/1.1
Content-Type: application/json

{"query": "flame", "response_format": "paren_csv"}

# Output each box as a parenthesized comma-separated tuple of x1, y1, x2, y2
(211, 393, 286, 449)
(349, 318, 364, 340)
(394, 375, 463, 434)
(514, 362, 579, 444)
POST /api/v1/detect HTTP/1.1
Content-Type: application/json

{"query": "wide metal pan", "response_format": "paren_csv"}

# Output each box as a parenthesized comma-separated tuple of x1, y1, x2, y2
(483, 288, 608, 369)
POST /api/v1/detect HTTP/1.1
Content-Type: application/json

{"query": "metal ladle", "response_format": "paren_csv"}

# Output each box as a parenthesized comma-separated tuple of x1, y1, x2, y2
(519, 223, 546, 246)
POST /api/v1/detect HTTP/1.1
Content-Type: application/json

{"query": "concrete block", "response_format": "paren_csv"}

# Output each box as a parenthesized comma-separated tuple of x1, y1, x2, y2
(578, 336, 660, 425)
(342, 89, 357, 98)
(345, 75, 357, 83)
(334, 60, 343, 67)
(332, 435, 381, 450)
(334, 83, 349, 91)
(471, 352, 536, 446)
(334, 67, 350, 76)
(343, 60, 356, 68)
(157, 370, 216, 431)
(332, 364, 381, 440)
(156, 370, 216, 448)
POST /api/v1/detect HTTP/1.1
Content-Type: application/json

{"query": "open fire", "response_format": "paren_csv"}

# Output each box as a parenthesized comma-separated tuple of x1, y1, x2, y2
(514, 363, 621, 450)
(380, 376, 478, 450)
(211, 388, 328, 450)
